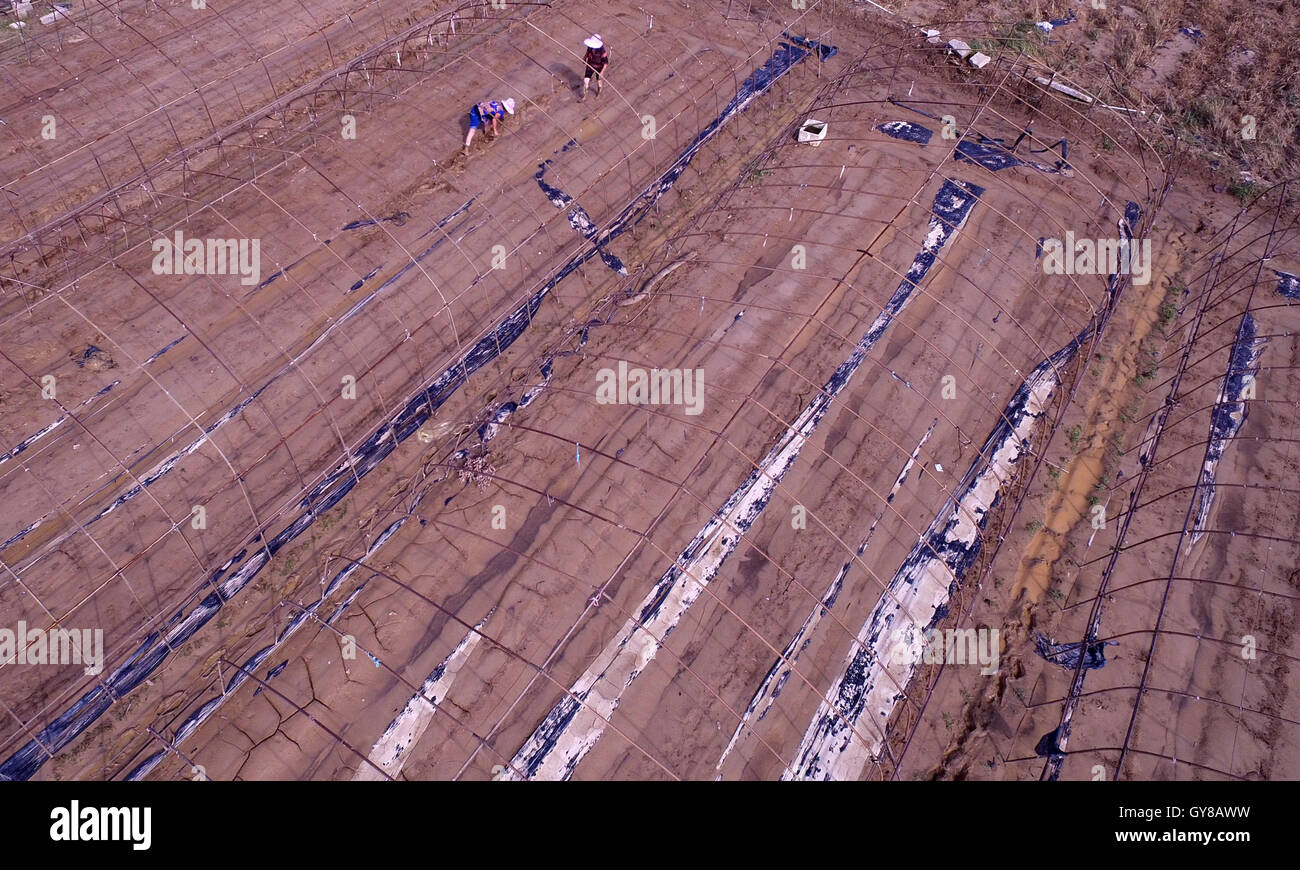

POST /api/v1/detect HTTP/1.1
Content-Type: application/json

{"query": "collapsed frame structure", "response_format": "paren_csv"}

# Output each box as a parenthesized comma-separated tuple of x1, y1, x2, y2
(0, 0, 1295, 781)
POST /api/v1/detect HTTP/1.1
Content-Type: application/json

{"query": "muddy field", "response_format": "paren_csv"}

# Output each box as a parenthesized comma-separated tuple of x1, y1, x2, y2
(0, 0, 1295, 781)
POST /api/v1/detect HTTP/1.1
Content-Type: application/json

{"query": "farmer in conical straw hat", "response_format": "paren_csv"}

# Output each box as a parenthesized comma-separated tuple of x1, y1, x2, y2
(463, 98, 516, 154)
(578, 34, 609, 102)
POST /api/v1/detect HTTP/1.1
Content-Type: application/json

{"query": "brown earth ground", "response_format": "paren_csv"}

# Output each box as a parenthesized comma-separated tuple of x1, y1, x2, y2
(0, 0, 1295, 780)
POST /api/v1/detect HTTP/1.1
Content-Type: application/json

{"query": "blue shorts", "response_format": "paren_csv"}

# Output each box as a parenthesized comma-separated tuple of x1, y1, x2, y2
(469, 106, 498, 129)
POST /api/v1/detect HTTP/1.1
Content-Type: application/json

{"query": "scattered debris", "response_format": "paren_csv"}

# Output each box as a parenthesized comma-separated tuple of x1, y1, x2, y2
(1036, 10, 1077, 34)
(786, 33, 837, 62)
(1035, 633, 1111, 670)
(945, 37, 992, 70)
(457, 452, 496, 491)
(38, 3, 70, 25)
(74, 345, 116, 371)
(1033, 75, 1094, 104)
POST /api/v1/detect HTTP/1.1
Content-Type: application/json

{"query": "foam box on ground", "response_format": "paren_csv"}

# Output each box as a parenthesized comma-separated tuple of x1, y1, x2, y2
(798, 119, 828, 146)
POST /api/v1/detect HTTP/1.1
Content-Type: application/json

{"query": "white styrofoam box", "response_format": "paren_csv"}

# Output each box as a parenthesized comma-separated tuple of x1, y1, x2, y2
(798, 119, 828, 146)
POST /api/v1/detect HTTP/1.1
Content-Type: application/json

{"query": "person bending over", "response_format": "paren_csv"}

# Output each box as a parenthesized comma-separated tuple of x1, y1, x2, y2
(463, 98, 516, 154)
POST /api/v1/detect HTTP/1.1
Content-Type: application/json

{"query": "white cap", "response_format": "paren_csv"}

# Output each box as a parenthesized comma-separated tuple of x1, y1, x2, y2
(503, 98, 516, 115)
(584, 34, 603, 49)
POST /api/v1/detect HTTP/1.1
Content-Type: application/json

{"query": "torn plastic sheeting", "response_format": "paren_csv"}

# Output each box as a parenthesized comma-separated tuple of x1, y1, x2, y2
(954, 138, 1028, 172)
(786, 33, 837, 61)
(1276, 270, 1300, 300)
(1190, 313, 1264, 545)
(349, 265, 381, 293)
(1028, 138, 1069, 162)
(881, 114, 1069, 174)
(252, 660, 289, 696)
(535, 160, 627, 274)
(341, 211, 409, 231)
(965, 134, 1068, 175)
(1035, 633, 1110, 670)
(1123, 201, 1141, 233)
(877, 120, 933, 145)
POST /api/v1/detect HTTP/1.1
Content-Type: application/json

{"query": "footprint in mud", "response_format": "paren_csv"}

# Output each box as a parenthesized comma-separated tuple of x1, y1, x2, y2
(446, 150, 475, 172)
(415, 177, 455, 195)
